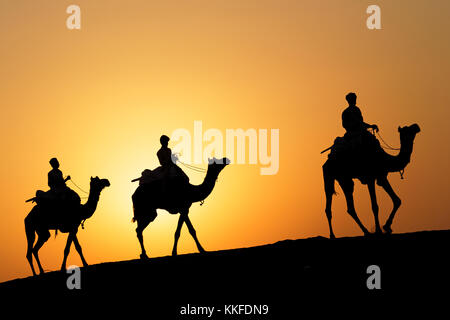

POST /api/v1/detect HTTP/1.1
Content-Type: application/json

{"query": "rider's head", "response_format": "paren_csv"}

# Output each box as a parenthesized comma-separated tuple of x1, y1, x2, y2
(345, 92, 357, 106)
(160, 135, 170, 147)
(49, 158, 59, 169)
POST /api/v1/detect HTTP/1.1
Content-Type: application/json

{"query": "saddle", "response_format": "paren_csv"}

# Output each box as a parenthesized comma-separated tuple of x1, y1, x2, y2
(329, 131, 382, 160)
(139, 165, 189, 187)
(328, 131, 384, 183)
(33, 188, 81, 214)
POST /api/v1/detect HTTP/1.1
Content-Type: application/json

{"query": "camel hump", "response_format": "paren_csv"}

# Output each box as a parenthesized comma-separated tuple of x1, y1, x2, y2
(34, 187, 81, 208)
(139, 166, 189, 186)
(329, 131, 382, 160)
(139, 168, 159, 185)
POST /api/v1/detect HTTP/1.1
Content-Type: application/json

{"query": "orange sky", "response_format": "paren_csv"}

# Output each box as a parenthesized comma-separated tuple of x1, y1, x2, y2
(1, 0, 449, 282)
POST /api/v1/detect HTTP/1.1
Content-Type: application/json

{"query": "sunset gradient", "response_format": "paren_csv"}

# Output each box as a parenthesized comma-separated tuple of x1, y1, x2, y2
(1, 0, 450, 282)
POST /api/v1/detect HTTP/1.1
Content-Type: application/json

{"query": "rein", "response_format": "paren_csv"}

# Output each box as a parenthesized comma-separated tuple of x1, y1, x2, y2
(68, 178, 89, 194)
(373, 130, 405, 179)
(178, 161, 207, 173)
(374, 130, 400, 151)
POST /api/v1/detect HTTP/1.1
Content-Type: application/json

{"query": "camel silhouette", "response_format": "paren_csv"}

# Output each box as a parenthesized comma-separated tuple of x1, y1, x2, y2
(24, 176, 110, 275)
(322, 124, 421, 239)
(132, 157, 229, 258)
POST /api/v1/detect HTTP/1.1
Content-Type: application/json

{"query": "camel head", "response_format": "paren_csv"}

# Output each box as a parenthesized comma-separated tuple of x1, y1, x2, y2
(207, 157, 230, 176)
(79, 177, 110, 221)
(398, 123, 421, 145)
(90, 176, 111, 194)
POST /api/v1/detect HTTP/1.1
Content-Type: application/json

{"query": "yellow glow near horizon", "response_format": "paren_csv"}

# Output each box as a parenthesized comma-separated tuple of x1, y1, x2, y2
(1, 0, 450, 282)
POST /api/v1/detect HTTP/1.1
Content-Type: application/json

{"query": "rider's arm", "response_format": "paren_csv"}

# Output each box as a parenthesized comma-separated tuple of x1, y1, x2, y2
(358, 107, 378, 132)
(362, 122, 379, 132)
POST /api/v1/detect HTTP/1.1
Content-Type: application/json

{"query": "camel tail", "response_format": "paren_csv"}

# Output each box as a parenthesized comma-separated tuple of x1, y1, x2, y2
(323, 161, 336, 196)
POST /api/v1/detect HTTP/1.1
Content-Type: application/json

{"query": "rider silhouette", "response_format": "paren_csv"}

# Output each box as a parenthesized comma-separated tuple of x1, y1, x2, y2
(48, 158, 70, 194)
(329, 92, 381, 160)
(156, 135, 189, 192)
(342, 92, 378, 138)
(157, 135, 174, 168)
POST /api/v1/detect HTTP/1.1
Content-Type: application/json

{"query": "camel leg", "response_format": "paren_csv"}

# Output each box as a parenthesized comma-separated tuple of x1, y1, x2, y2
(377, 177, 401, 234)
(367, 180, 382, 234)
(25, 216, 37, 276)
(73, 234, 88, 267)
(33, 229, 51, 274)
(340, 179, 370, 236)
(172, 214, 186, 256)
(61, 232, 74, 271)
(325, 194, 335, 239)
(323, 162, 336, 239)
(136, 214, 153, 259)
(184, 215, 206, 253)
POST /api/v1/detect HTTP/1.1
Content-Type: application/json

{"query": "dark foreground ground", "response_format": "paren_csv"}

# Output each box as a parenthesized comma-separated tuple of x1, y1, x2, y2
(1, 230, 449, 317)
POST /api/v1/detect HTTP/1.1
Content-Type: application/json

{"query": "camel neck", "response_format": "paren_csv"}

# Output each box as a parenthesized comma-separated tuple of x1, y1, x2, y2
(385, 137, 415, 173)
(82, 189, 100, 219)
(189, 169, 219, 203)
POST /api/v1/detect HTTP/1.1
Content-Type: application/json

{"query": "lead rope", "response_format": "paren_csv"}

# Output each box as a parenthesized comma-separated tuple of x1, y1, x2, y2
(68, 178, 89, 194)
(375, 130, 400, 151)
(173, 154, 213, 205)
(178, 161, 207, 173)
(173, 152, 207, 173)
(67, 178, 89, 228)
(373, 130, 405, 179)
(177, 158, 212, 206)
(176, 157, 208, 205)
